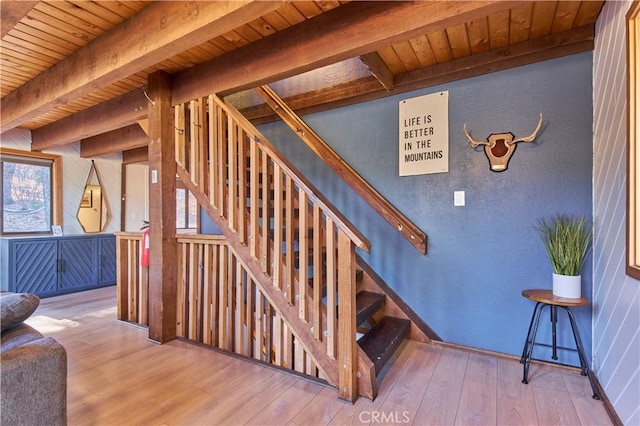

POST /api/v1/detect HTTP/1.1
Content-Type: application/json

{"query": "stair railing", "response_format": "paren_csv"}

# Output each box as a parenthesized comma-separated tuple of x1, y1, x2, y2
(174, 94, 371, 401)
(115, 232, 148, 325)
(255, 85, 428, 254)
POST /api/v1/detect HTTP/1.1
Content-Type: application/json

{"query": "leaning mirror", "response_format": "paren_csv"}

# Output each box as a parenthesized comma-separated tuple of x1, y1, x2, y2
(77, 160, 111, 233)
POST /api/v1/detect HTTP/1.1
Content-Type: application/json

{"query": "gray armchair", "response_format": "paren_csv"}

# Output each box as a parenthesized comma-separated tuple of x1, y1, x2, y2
(1, 293, 67, 426)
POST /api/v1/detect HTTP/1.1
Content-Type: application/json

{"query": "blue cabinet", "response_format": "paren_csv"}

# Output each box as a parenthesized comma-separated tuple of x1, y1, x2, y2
(98, 236, 117, 285)
(1, 234, 116, 297)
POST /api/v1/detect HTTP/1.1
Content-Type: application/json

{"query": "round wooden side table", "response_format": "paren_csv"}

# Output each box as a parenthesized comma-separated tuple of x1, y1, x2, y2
(520, 289, 600, 400)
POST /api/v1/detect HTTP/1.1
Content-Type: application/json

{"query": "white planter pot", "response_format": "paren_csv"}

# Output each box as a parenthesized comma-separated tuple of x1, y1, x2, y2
(552, 273, 582, 298)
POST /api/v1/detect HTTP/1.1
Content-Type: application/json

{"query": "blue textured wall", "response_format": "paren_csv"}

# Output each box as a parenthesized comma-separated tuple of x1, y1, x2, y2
(258, 52, 594, 364)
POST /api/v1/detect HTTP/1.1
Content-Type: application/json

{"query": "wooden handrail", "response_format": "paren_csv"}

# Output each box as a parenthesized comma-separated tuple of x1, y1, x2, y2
(255, 85, 428, 254)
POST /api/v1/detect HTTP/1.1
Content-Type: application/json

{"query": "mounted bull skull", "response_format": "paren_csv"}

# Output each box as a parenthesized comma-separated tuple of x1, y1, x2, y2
(464, 113, 543, 172)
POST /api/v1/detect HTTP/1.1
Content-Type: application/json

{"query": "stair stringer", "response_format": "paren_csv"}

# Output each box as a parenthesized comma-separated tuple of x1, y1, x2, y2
(177, 165, 341, 387)
(356, 254, 442, 343)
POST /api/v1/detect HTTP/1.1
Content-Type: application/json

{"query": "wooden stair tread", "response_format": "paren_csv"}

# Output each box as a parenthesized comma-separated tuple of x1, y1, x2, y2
(355, 291, 385, 326)
(358, 316, 410, 375)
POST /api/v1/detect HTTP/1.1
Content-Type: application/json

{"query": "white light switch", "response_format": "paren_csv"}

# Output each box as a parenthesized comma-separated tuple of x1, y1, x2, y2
(454, 191, 465, 206)
(151, 170, 158, 184)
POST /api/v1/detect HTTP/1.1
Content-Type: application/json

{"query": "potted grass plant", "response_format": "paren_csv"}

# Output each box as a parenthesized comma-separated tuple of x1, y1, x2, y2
(535, 215, 592, 298)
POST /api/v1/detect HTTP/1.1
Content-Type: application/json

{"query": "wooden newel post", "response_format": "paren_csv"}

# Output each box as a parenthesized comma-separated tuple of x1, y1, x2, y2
(147, 71, 177, 343)
(337, 231, 357, 402)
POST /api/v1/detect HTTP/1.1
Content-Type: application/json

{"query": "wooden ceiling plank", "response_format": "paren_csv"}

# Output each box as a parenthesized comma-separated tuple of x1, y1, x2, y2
(1, 0, 39, 38)
(205, 35, 237, 54)
(0, 51, 47, 73)
(230, 22, 264, 43)
(34, 2, 106, 37)
(2, 1, 287, 132)
(446, 23, 472, 59)
(529, 1, 557, 38)
(55, 1, 120, 31)
(221, 29, 252, 49)
(467, 17, 490, 55)
(109, 1, 150, 19)
(398, 24, 594, 88)
(12, 22, 80, 53)
(488, 9, 510, 49)
(8, 27, 76, 57)
(392, 41, 422, 72)
(2, 36, 66, 63)
(246, 17, 278, 37)
(359, 52, 395, 91)
(171, 46, 212, 65)
(551, 1, 581, 34)
(275, 3, 307, 26)
(80, 124, 148, 158)
(315, 0, 342, 13)
(197, 40, 229, 57)
(0, 73, 24, 86)
(374, 46, 405, 75)
(509, 2, 534, 44)
(261, 9, 294, 31)
(427, 30, 453, 63)
(23, 8, 100, 45)
(186, 42, 224, 60)
(1, 83, 21, 96)
(66, 1, 132, 27)
(291, 2, 323, 19)
(173, 1, 521, 104)
(574, 1, 605, 27)
(409, 35, 438, 68)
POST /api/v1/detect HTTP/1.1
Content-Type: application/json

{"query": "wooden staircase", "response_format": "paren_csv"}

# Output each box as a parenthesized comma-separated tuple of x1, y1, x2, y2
(167, 93, 436, 401)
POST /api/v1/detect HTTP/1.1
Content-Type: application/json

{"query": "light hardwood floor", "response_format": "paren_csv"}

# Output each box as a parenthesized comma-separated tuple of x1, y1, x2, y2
(24, 286, 614, 426)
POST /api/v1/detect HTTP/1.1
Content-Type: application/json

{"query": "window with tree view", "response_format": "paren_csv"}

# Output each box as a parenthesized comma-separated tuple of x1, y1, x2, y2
(176, 187, 197, 230)
(1, 152, 55, 234)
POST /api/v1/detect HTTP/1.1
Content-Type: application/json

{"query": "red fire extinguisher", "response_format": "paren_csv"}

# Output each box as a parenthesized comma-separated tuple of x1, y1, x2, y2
(141, 220, 150, 267)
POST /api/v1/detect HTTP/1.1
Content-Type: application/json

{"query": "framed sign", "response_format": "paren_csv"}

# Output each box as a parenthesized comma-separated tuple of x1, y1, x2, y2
(399, 91, 449, 176)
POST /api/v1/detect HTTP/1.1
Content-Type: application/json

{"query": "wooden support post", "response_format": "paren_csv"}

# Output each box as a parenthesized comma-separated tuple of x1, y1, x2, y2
(147, 71, 177, 344)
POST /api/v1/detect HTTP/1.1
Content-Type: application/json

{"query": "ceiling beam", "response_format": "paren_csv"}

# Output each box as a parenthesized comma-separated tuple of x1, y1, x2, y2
(31, 89, 148, 150)
(171, 1, 520, 104)
(28, 1, 518, 147)
(1, 1, 285, 131)
(1, 1, 39, 38)
(359, 52, 395, 91)
(241, 25, 596, 124)
(81, 124, 148, 158)
(123, 147, 148, 165)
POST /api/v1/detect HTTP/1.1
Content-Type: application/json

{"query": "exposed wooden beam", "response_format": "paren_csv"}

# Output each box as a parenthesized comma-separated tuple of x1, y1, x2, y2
(242, 25, 596, 124)
(0, 1, 38, 38)
(172, 1, 520, 104)
(137, 119, 149, 136)
(31, 89, 148, 150)
(81, 124, 148, 158)
(1, 1, 285, 131)
(359, 52, 395, 91)
(123, 147, 148, 165)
